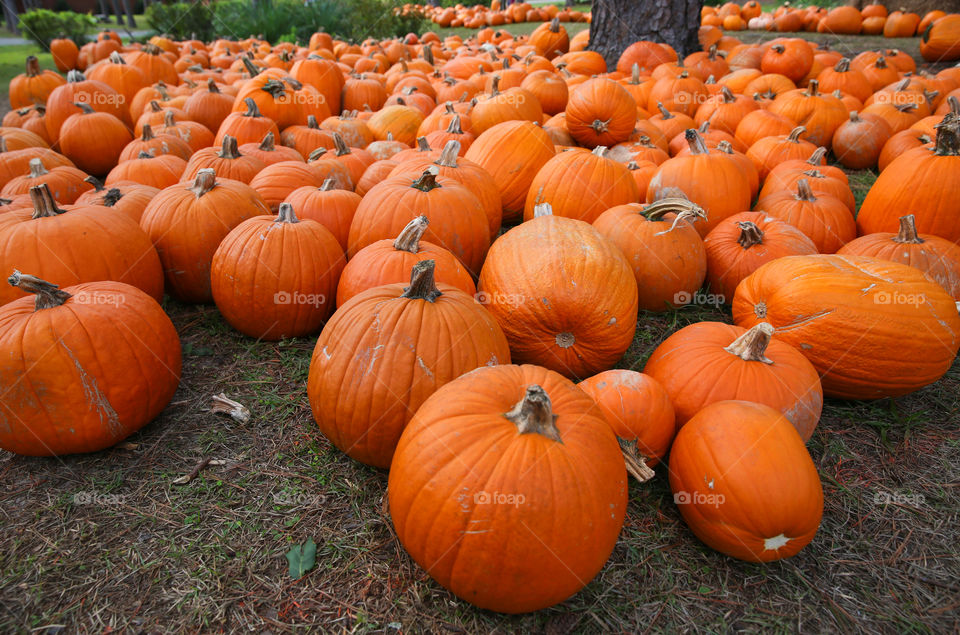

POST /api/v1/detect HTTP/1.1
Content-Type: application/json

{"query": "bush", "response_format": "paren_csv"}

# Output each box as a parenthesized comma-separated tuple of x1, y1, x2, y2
(18, 9, 97, 48)
(146, 0, 429, 45)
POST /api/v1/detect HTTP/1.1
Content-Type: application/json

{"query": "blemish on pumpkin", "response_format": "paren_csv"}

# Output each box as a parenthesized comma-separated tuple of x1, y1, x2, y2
(860, 283, 876, 295)
(608, 317, 616, 325)
(556, 332, 575, 348)
(417, 356, 434, 379)
(764, 534, 791, 550)
(754, 301, 767, 318)
(800, 343, 812, 350)
(61, 342, 122, 436)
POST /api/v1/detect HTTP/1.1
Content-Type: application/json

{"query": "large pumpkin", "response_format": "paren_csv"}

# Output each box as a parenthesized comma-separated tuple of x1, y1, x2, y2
(732, 254, 960, 399)
(644, 321, 823, 439)
(211, 203, 345, 340)
(477, 205, 638, 379)
(388, 363, 627, 613)
(308, 260, 510, 468)
(0, 184, 163, 307)
(564, 77, 637, 148)
(857, 115, 960, 244)
(0, 272, 180, 456)
(139, 169, 270, 303)
(668, 400, 823, 562)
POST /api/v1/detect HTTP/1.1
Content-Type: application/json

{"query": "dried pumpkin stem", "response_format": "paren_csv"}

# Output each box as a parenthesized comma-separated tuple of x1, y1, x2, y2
(805, 147, 827, 165)
(190, 168, 217, 197)
(436, 140, 460, 168)
(276, 203, 299, 224)
(393, 216, 428, 253)
(411, 167, 441, 192)
(400, 259, 442, 302)
(619, 438, 655, 482)
(445, 114, 463, 135)
(7, 270, 72, 310)
(737, 221, 764, 248)
(505, 385, 561, 442)
(141, 124, 155, 141)
(834, 57, 850, 72)
(893, 214, 924, 244)
(320, 177, 336, 192)
(258, 132, 276, 150)
(787, 126, 806, 143)
(29, 184, 64, 219)
(684, 129, 710, 155)
(84, 175, 105, 191)
(933, 116, 960, 156)
(242, 97, 262, 118)
(333, 132, 351, 156)
(24, 55, 40, 77)
(102, 188, 123, 207)
(795, 178, 817, 202)
(723, 322, 775, 364)
(218, 135, 241, 159)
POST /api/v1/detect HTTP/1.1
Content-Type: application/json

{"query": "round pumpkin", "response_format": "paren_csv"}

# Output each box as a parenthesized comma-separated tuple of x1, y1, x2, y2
(564, 77, 637, 148)
(388, 363, 626, 613)
(0, 272, 181, 456)
(308, 260, 511, 468)
(755, 178, 855, 254)
(668, 400, 823, 562)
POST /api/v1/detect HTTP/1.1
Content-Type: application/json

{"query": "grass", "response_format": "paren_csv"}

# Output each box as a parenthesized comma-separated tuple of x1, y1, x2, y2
(0, 44, 54, 110)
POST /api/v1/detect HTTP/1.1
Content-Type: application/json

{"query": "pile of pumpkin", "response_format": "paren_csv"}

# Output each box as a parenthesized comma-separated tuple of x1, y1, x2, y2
(2, 21, 960, 615)
(704, 2, 960, 59)
(416, 1, 589, 29)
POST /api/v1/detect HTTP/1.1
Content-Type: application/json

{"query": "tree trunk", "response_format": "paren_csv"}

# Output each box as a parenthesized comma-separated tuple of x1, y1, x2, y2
(109, 0, 123, 25)
(121, 0, 135, 28)
(2, 0, 18, 34)
(589, 0, 703, 71)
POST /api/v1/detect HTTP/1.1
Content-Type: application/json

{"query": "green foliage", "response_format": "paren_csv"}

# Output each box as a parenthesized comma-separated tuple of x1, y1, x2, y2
(18, 9, 97, 48)
(285, 538, 317, 578)
(145, 0, 429, 44)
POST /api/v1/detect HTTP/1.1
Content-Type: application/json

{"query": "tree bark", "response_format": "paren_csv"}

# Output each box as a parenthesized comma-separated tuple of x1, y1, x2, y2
(122, 0, 135, 28)
(588, 0, 703, 71)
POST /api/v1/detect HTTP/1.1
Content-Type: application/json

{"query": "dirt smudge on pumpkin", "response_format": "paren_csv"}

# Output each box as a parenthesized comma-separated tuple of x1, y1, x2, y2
(60, 342, 122, 437)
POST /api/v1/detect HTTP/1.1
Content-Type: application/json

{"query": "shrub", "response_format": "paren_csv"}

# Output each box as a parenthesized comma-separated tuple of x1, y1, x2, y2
(18, 9, 97, 48)
(145, 2, 217, 41)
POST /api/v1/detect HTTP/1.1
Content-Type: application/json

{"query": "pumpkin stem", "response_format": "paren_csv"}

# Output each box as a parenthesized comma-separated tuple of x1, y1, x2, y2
(736, 220, 764, 248)
(490, 75, 501, 97)
(332, 132, 351, 156)
(258, 132, 276, 151)
(149, 99, 163, 113)
(716, 140, 734, 154)
(875, 55, 888, 69)
(893, 214, 924, 244)
(190, 168, 217, 198)
(416, 136, 430, 152)
(723, 322, 775, 364)
(720, 85, 735, 103)
(320, 177, 337, 191)
(24, 55, 40, 77)
(787, 126, 806, 143)
(308, 148, 328, 161)
(137, 150, 154, 159)
(163, 110, 177, 128)
(217, 135, 240, 159)
(549, 16, 560, 32)
(533, 202, 553, 217)
(242, 97, 262, 118)
(306, 114, 319, 129)
(72, 102, 94, 115)
(66, 70, 84, 83)
(28, 157, 48, 179)
(276, 202, 299, 224)
(445, 114, 464, 135)
(806, 79, 819, 97)
(411, 166, 441, 192)
(834, 57, 850, 72)
(619, 438, 655, 482)
(436, 140, 460, 168)
(630, 63, 640, 84)
(684, 129, 710, 155)
(29, 184, 65, 219)
(849, 111, 861, 123)
(207, 78, 220, 93)
(933, 115, 960, 156)
(805, 147, 827, 165)
(102, 188, 123, 207)
(641, 198, 706, 234)
(795, 178, 817, 202)
(141, 124, 156, 141)
(592, 145, 608, 158)
(504, 385, 561, 443)
(84, 175, 105, 192)
(401, 259, 442, 302)
(7, 270, 71, 310)
(393, 215, 428, 253)
(656, 102, 673, 119)
(771, 44, 785, 54)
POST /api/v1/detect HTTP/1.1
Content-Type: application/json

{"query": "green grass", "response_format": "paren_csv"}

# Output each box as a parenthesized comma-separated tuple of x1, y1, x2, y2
(0, 44, 54, 109)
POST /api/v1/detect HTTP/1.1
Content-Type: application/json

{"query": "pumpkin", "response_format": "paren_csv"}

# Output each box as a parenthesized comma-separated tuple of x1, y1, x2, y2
(44, 71, 127, 142)
(760, 40, 814, 83)
(470, 77, 543, 136)
(154, 110, 214, 153)
(694, 86, 759, 135)
(336, 215, 475, 306)
(529, 17, 569, 59)
(279, 115, 336, 159)
(593, 198, 707, 312)
(831, 111, 893, 169)
(477, 204, 638, 379)
(289, 55, 344, 116)
(646, 71, 708, 118)
(50, 38, 80, 73)
(767, 80, 847, 147)
(211, 203, 344, 340)
(0, 157, 92, 204)
(248, 160, 351, 212)
(647, 129, 752, 237)
(0, 184, 164, 307)
(366, 104, 425, 146)
(85, 52, 147, 121)
(0, 144, 74, 190)
(703, 211, 818, 303)
(9, 56, 66, 110)
(668, 400, 823, 562)
(523, 146, 639, 223)
(755, 178, 855, 253)
(520, 69, 569, 115)
(732, 254, 960, 399)
(105, 151, 186, 190)
(564, 78, 637, 148)
(388, 363, 626, 613)
(745, 125, 819, 180)
(734, 109, 795, 149)
(57, 102, 133, 176)
(355, 158, 399, 197)
(0, 272, 181, 456)
(308, 260, 511, 468)
(578, 369, 676, 468)
(74, 178, 159, 225)
(920, 14, 960, 62)
(139, 169, 271, 303)
(182, 135, 266, 184)
(838, 214, 960, 301)
(184, 79, 235, 135)
(215, 98, 281, 147)
(857, 116, 960, 244)
(816, 58, 872, 103)
(464, 120, 556, 223)
(348, 167, 490, 274)
(645, 322, 822, 439)
(238, 132, 304, 166)
(118, 123, 193, 162)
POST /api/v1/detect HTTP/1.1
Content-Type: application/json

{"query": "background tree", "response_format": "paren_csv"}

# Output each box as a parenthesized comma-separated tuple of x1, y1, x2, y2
(589, 0, 704, 70)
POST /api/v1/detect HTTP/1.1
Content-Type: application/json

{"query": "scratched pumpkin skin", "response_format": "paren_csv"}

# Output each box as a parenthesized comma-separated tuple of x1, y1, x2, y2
(0, 278, 181, 456)
(307, 261, 511, 469)
(732, 254, 960, 400)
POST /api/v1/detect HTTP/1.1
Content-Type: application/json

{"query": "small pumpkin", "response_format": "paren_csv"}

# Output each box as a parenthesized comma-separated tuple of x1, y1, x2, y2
(0, 157, 92, 204)
(564, 77, 637, 148)
(182, 135, 266, 184)
(755, 178, 855, 253)
(9, 56, 67, 109)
